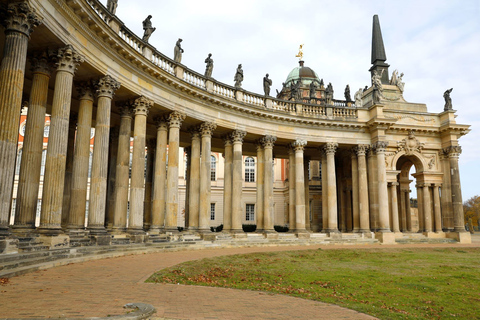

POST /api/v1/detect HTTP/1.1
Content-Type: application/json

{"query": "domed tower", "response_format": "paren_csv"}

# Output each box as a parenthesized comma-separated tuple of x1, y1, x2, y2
(276, 60, 325, 101)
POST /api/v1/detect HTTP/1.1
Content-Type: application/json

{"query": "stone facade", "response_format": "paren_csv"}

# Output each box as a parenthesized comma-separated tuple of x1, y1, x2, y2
(0, 0, 471, 251)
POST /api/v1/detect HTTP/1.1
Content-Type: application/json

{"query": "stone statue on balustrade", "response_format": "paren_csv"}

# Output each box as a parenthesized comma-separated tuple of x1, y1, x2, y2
(290, 80, 301, 101)
(444, 88, 453, 111)
(174, 38, 184, 63)
(204, 53, 213, 78)
(142, 15, 156, 42)
(309, 81, 316, 99)
(354, 88, 363, 108)
(263, 74, 272, 96)
(107, 0, 118, 14)
(234, 64, 243, 88)
(344, 84, 351, 102)
(325, 82, 334, 102)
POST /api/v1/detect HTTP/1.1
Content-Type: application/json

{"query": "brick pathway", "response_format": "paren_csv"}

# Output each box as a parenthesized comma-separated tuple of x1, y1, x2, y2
(1, 240, 479, 319)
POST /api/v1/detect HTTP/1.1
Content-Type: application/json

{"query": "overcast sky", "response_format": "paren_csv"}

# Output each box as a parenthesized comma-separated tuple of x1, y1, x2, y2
(102, 0, 479, 200)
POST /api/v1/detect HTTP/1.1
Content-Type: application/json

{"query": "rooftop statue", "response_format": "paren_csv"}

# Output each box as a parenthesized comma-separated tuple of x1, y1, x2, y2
(344, 84, 352, 102)
(263, 73, 272, 96)
(142, 15, 156, 42)
(295, 44, 304, 60)
(354, 88, 363, 108)
(309, 81, 316, 99)
(204, 53, 213, 78)
(291, 80, 301, 100)
(390, 69, 405, 93)
(444, 88, 453, 111)
(174, 38, 184, 63)
(234, 64, 243, 88)
(372, 69, 384, 91)
(106, 0, 118, 15)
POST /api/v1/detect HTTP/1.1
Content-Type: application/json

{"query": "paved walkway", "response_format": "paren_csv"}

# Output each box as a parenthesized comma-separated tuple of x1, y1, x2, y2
(1, 239, 479, 319)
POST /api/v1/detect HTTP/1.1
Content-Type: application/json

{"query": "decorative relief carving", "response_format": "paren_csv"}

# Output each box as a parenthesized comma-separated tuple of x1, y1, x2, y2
(385, 152, 395, 168)
(291, 139, 307, 152)
(55, 45, 84, 74)
(397, 131, 423, 155)
(385, 114, 435, 122)
(230, 130, 246, 143)
(199, 121, 216, 136)
(95, 75, 121, 99)
(76, 81, 95, 102)
(260, 135, 276, 149)
(425, 154, 436, 169)
(133, 96, 153, 116)
(167, 111, 186, 129)
(324, 142, 338, 155)
(2, 1, 42, 36)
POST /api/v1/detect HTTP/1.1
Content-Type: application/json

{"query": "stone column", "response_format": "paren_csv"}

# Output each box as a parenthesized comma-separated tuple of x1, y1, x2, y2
(255, 142, 265, 231)
(0, 3, 41, 236)
(292, 140, 307, 232)
(143, 139, 155, 230)
(416, 185, 424, 232)
(150, 117, 168, 233)
(440, 151, 453, 230)
(405, 190, 412, 232)
(12, 52, 52, 233)
(373, 141, 390, 232)
(320, 149, 328, 232)
(422, 183, 433, 232)
(67, 82, 94, 231)
(351, 149, 359, 232)
(433, 184, 442, 232)
(444, 146, 466, 232)
(355, 145, 370, 233)
(38, 45, 84, 235)
(198, 121, 216, 232)
(324, 142, 338, 233)
(187, 127, 201, 231)
(288, 146, 296, 231)
(399, 187, 407, 232)
(183, 147, 190, 229)
(367, 150, 378, 230)
(127, 96, 153, 234)
(112, 103, 133, 233)
(304, 157, 311, 231)
(105, 127, 119, 230)
(262, 135, 276, 232)
(87, 75, 120, 235)
(389, 182, 400, 232)
(61, 113, 77, 228)
(222, 135, 233, 231)
(231, 130, 246, 233)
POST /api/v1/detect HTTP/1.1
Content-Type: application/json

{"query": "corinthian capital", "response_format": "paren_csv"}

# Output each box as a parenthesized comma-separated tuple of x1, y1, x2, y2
(154, 116, 169, 131)
(372, 141, 388, 154)
(291, 139, 307, 152)
(30, 50, 54, 76)
(2, 1, 42, 37)
(167, 111, 186, 129)
(353, 144, 369, 157)
(324, 142, 338, 155)
(118, 100, 135, 118)
(95, 75, 121, 99)
(261, 135, 276, 149)
(76, 81, 95, 102)
(133, 96, 153, 116)
(443, 145, 462, 158)
(55, 45, 84, 75)
(230, 130, 246, 143)
(199, 121, 217, 136)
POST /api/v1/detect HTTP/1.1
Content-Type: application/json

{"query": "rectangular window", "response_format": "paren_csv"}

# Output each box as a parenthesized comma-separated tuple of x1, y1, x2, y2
(246, 204, 255, 221)
(210, 203, 215, 220)
(10, 199, 16, 224)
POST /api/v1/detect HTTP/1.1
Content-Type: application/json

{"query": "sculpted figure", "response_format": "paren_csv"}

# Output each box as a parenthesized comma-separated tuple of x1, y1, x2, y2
(354, 88, 363, 108)
(263, 73, 272, 96)
(390, 69, 398, 85)
(363, 85, 368, 92)
(397, 72, 405, 93)
(142, 15, 156, 42)
(106, 0, 118, 14)
(344, 84, 351, 102)
(204, 53, 213, 78)
(174, 38, 184, 63)
(234, 64, 243, 88)
(444, 88, 453, 111)
(372, 69, 384, 91)
(290, 80, 301, 100)
(309, 81, 316, 99)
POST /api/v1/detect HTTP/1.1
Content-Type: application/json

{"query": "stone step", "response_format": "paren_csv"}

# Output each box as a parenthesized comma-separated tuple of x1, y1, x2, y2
(0, 254, 69, 272)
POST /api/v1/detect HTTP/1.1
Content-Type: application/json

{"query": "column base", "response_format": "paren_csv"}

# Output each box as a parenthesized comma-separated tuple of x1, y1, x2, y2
(374, 232, 396, 244)
(423, 231, 446, 239)
(263, 231, 279, 239)
(148, 226, 163, 235)
(295, 231, 310, 239)
(36, 227, 64, 236)
(127, 228, 146, 235)
(91, 234, 112, 246)
(128, 234, 148, 243)
(446, 231, 471, 244)
(37, 234, 70, 249)
(110, 226, 127, 234)
(0, 238, 19, 254)
(10, 225, 36, 237)
(201, 233, 218, 241)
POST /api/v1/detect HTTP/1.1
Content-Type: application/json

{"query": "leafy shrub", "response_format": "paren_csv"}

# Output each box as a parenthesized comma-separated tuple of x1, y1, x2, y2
(210, 224, 223, 232)
(274, 225, 289, 232)
(242, 224, 257, 232)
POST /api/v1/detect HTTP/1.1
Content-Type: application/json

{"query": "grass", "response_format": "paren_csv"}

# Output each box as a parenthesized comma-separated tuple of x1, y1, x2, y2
(146, 247, 480, 319)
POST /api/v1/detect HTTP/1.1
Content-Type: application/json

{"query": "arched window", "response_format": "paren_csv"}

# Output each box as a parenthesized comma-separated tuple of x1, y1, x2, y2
(15, 149, 22, 175)
(40, 149, 47, 176)
(245, 157, 255, 182)
(210, 155, 216, 181)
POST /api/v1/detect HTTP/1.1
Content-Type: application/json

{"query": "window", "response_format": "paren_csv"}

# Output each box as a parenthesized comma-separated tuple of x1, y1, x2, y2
(43, 124, 50, 137)
(10, 199, 16, 224)
(246, 204, 255, 221)
(40, 149, 47, 176)
(210, 203, 215, 220)
(88, 152, 93, 178)
(210, 155, 216, 181)
(245, 157, 255, 182)
(16, 149, 22, 175)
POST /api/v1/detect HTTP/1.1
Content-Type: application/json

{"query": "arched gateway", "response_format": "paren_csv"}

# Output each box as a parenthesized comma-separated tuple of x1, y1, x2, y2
(0, 1, 471, 254)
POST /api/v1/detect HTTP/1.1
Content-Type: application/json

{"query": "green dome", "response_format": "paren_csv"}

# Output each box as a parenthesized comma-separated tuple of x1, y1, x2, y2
(285, 61, 322, 87)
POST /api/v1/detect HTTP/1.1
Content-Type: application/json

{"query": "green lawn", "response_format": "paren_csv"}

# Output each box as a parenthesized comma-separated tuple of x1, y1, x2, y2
(147, 248, 480, 319)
